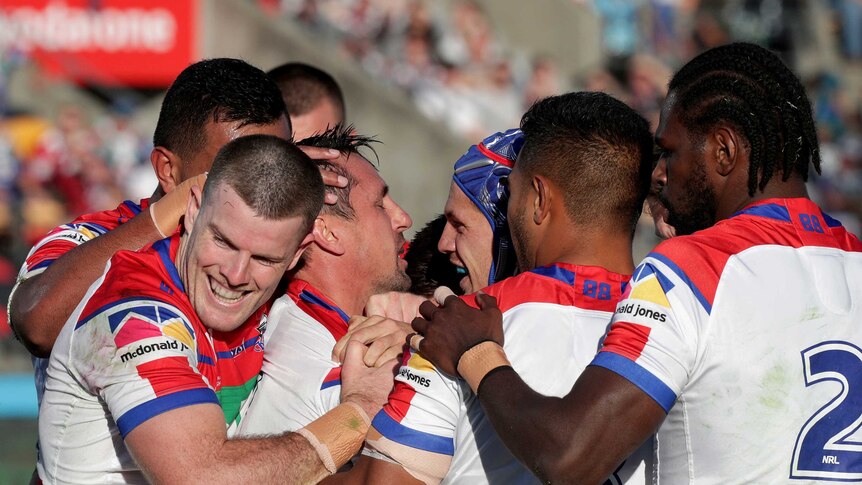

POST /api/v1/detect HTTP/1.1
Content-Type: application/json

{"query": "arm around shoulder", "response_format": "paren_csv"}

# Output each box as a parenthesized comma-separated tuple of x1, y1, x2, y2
(9, 210, 163, 356)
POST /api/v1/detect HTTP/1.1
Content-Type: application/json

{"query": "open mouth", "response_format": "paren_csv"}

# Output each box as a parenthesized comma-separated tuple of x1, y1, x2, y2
(209, 276, 247, 304)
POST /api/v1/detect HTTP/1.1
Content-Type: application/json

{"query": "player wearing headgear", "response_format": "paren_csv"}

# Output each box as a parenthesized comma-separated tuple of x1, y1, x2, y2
(335, 128, 524, 360)
(441, 128, 522, 293)
(331, 92, 654, 484)
(413, 43, 862, 483)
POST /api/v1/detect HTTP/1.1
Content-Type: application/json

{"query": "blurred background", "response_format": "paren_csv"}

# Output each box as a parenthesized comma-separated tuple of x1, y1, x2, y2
(1, 0, 861, 481)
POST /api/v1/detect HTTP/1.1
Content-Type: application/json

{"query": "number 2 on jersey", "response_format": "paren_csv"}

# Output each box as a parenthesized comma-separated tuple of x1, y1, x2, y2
(790, 341, 862, 481)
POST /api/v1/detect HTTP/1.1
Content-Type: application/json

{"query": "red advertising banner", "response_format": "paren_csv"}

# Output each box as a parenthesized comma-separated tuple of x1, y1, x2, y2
(0, 0, 198, 87)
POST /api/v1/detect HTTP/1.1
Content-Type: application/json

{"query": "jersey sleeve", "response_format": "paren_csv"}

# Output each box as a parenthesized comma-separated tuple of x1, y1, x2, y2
(73, 298, 218, 438)
(590, 256, 707, 413)
(234, 302, 342, 436)
(364, 349, 465, 484)
(16, 200, 144, 281)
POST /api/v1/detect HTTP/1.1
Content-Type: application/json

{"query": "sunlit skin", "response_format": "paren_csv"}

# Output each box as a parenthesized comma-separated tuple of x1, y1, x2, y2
(326, 154, 413, 304)
(176, 184, 311, 333)
(291, 98, 343, 141)
(505, 163, 535, 273)
(438, 181, 494, 293)
(181, 117, 292, 182)
(652, 92, 719, 236)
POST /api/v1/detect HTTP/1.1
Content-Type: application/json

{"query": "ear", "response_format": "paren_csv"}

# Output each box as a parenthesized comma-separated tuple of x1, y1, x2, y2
(151, 147, 183, 194)
(287, 232, 315, 271)
(712, 125, 739, 177)
(310, 216, 346, 256)
(183, 185, 203, 234)
(532, 175, 551, 225)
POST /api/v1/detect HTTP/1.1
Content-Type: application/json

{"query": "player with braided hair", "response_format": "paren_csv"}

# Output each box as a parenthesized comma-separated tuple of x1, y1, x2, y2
(410, 42, 862, 483)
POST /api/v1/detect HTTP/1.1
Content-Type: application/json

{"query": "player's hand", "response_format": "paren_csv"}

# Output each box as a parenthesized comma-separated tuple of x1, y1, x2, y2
(340, 340, 398, 418)
(410, 291, 504, 377)
(645, 193, 676, 239)
(297, 145, 347, 205)
(149, 172, 207, 238)
(364, 291, 431, 322)
(332, 315, 411, 367)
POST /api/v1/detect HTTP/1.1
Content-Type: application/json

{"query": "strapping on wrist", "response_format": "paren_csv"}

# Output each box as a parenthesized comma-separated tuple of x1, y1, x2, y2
(148, 205, 168, 239)
(457, 341, 511, 394)
(296, 401, 371, 474)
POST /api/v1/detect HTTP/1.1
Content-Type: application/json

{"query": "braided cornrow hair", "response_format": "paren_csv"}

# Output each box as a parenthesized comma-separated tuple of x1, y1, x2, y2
(668, 42, 821, 195)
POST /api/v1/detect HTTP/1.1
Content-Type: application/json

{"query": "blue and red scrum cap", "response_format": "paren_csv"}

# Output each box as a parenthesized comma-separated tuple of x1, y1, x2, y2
(452, 128, 524, 285)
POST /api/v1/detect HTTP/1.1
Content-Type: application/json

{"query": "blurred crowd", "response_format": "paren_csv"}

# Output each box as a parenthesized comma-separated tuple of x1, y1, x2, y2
(0, 0, 861, 342)
(0, 97, 153, 341)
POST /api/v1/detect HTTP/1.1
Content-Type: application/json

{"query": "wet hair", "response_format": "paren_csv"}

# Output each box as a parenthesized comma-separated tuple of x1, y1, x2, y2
(518, 92, 654, 233)
(668, 42, 821, 195)
(297, 124, 379, 220)
(268, 62, 346, 121)
(154, 58, 288, 160)
(204, 135, 323, 233)
(404, 215, 465, 297)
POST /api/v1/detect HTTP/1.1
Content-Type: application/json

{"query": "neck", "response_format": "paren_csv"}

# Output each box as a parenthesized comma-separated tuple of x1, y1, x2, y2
(534, 221, 635, 276)
(150, 186, 166, 203)
(716, 176, 809, 221)
(294, 263, 369, 316)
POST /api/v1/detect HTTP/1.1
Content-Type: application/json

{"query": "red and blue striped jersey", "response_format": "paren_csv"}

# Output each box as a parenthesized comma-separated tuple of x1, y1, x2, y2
(593, 198, 862, 482)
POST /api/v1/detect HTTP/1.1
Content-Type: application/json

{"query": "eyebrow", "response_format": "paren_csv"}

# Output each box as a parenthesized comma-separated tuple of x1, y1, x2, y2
(381, 184, 389, 199)
(210, 223, 284, 262)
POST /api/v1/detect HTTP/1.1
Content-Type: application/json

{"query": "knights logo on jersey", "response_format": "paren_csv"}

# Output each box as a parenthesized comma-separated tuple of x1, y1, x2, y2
(254, 312, 267, 352)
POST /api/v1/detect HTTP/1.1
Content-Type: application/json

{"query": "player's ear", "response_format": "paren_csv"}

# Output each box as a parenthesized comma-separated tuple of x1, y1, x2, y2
(183, 184, 203, 234)
(151, 147, 182, 194)
(532, 175, 551, 225)
(712, 124, 739, 177)
(310, 216, 346, 256)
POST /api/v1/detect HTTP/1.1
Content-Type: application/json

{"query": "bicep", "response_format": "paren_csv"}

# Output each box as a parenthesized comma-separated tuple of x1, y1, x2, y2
(556, 366, 665, 480)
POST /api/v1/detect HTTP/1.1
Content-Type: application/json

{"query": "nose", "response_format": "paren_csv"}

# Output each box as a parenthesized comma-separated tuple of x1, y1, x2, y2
(391, 201, 413, 233)
(222, 252, 251, 287)
(438, 221, 456, 254)
(652, 156, 667, 191)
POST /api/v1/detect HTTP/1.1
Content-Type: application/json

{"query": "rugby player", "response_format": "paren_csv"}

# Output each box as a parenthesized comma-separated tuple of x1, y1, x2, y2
(268, 62, 346, 141)
(335, 92, 655, 484)
(412, 43, 862, 483)
(8, 58, 345, 428)
(333, 129, 523, 360)
(235, 125, 413, 435)
(39, 135, 394, 484)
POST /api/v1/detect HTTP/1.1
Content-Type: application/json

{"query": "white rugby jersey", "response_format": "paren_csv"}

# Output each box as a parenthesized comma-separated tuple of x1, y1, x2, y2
(367, 263, 653, 484)
(39, 237, 222, 484)
(592, 198, 862, 483)
(235, 279, 345, 436)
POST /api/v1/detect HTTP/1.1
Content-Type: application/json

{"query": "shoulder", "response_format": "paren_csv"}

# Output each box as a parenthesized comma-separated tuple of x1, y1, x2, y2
(463, 269, 574, 313)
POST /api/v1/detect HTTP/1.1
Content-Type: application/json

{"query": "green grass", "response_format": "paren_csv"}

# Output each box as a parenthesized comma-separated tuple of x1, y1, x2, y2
(0, 419, 36, 485)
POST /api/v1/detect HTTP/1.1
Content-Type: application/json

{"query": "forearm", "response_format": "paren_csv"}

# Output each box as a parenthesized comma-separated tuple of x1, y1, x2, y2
(216, 432, 330, 484)
(9, 211, 162, 356)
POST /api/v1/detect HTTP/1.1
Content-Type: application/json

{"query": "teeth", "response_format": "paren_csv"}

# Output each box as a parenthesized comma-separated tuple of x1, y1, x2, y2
(210, 279, 243, 303)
